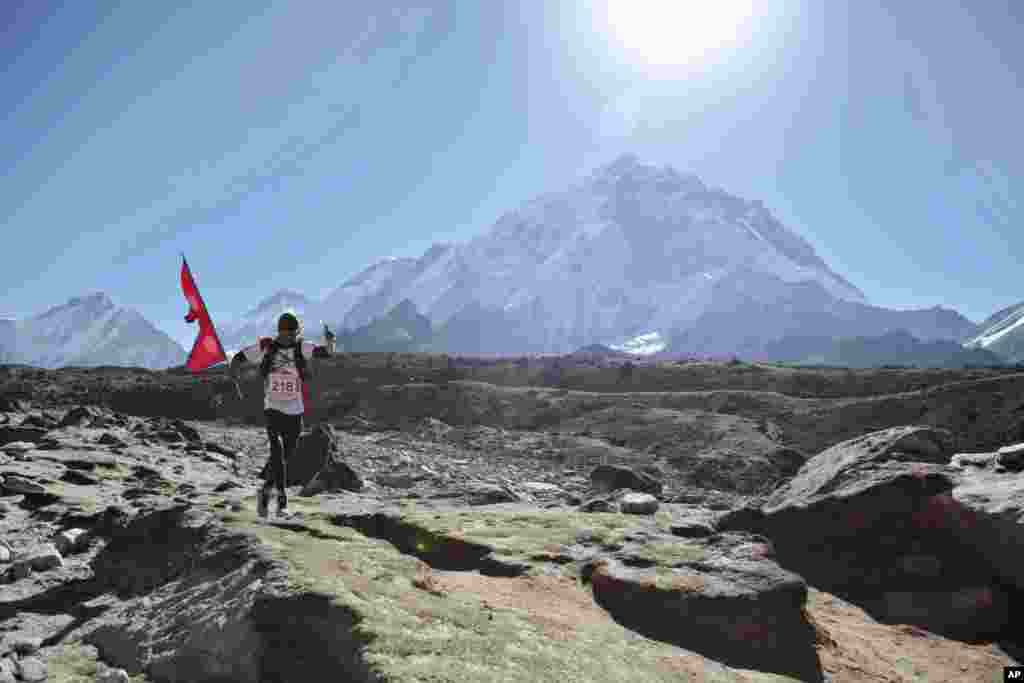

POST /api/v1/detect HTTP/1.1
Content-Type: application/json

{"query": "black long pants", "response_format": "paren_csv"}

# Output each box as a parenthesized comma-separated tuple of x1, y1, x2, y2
(263, 408, 302, 508)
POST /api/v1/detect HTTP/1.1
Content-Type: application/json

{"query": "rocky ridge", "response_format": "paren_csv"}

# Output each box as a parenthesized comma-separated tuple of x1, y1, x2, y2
(0, 362, 1023, 681)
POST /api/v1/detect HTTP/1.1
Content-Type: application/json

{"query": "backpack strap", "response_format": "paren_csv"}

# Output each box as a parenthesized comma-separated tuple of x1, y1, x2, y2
(294, 340, 310, 381)
(260, 339, 281, 378)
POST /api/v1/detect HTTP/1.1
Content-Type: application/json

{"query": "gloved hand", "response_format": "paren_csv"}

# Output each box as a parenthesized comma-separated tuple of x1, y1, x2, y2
(323, 322, 336, 353)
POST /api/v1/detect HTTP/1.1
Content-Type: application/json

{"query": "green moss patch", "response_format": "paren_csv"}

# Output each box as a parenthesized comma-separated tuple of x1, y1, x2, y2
(219, 508, 791, 683)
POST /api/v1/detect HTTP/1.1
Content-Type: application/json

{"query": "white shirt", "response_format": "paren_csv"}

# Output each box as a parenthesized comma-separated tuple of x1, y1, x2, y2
(238, 339, 321, 416)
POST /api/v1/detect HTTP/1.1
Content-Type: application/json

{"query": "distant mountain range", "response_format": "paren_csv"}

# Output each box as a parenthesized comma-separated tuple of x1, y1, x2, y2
(0, 293, 185, 370)
(762, 329, 1007, 369)
(2, 156, 1019, 369)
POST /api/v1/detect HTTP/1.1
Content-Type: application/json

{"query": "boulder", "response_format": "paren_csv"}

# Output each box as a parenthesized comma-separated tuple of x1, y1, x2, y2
(205, 442, 239, 459)
(949, 467, 1024, 592)
(715, 425, 1022, 642)
(0, 440, 38, 455)
(0, 398, 27, 413)
(292, 424, 365, 495)
(14, 657, 46, 683)
(60, 469, 100, 486)
(53, 528, 90, 556)
(59, 405, 106, 427)
(25, 544, 63, 572)
(589, 464, 662, 496)
(0, 657, 16, 681)
(155, 430, 184, 443)
(578, 494, 619, 513)
(670, 521, 716, 539)
(519, 482, 566, 497)
(19, 413, 57, 429)
(619, 492, 659, 515)
(374, 472, 422, 489)
(996, 442, 1024, 471)
(96, 668, 131, 683)
(950, 452, 997, 470)
(97, 432, 128, 447)
(463, 482, 528, 505)
(584, 532, 819, 681)
(1, 476, 46, 495)
(300, 459, 364, 497)
(762, 446, 807, 479)
(11, 636, 42, 656)
(287, 423, 338, 487)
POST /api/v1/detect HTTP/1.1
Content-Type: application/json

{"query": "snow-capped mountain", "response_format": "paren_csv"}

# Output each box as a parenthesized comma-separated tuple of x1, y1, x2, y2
(964, 301, 1024, 363)
(5, 293, 186, 369)
(315, 154, 963, 354)
(218, 289, 327, 350)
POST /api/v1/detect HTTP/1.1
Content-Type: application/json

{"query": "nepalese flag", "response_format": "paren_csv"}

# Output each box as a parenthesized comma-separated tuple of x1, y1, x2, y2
(180, 256, 227, 372)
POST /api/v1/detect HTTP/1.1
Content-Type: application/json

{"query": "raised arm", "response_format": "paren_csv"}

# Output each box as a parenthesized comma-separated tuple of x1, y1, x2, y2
(310, 323, 337, 358)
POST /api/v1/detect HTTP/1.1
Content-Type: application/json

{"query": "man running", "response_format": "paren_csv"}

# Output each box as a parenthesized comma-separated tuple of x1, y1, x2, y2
(229, 312, 336, 519)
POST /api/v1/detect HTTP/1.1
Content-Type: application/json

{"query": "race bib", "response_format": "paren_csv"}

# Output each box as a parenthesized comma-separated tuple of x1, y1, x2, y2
(268, 371, 301, 401)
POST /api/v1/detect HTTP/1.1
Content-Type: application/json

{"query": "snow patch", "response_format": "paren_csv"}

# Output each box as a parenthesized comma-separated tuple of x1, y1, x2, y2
(610, 332, 666, 356)
(967, 306, 1024, 348)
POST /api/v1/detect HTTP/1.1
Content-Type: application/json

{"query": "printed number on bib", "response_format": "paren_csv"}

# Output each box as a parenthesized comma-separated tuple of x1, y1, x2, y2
(268, 373, 301, 401)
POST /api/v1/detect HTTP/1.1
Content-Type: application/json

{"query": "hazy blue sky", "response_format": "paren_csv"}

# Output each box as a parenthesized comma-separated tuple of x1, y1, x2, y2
(2, 0, 1021, 349)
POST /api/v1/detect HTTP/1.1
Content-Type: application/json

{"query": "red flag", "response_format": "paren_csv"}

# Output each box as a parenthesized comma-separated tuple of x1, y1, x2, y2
(180, 255, 227, 372)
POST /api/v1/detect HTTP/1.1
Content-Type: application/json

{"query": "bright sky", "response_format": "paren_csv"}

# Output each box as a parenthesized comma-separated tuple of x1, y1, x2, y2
(2, 1, 1021, 350)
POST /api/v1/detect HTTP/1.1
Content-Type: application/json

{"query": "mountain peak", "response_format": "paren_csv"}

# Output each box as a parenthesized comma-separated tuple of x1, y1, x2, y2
(69, 291, 113, 306)
(587, 155, 706, 195)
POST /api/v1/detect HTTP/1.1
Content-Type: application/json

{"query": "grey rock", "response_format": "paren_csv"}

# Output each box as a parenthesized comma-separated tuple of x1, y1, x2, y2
(589, 464, 662, 496)
(8, 560, 30, 581)
(0, 657, 16, 679)
(374, 472, 421, 489)
(619, 492, 659, 515)
(59, 405, 106, 428)
(60, 470, 100, 486)
(11, 636, 42, 655)
(0, 427, 48, 446)
(26, 544, 63, 572)
(949, 452, 997, 470)
(579, 495, 618, 513)
(97, 432, 128, 448)
(287, 423, 339, 486)
(950, 468, 1024, 591)
(1, 476, 46, 495)
(0, 398, 27, 412)
(53, 528, 89, 556)
(519, 482, 567, 497)
(295, 425, 365, 495)
(96, 668, 130, 683)
(670, 522, 716, 538)
(15, 656, 47, 682)
(996, 442, 1024, 471)
(0, 441, 35, 455)
(464, 482, 527, 505)
(585, 538, 818, 681)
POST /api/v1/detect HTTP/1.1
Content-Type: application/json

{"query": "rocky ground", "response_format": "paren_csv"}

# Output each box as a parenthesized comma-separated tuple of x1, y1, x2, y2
(0, 359, 1022, 682)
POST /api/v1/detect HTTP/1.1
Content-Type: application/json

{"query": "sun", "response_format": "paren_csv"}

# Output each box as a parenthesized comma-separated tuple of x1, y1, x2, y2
(601, 0, 756, 68)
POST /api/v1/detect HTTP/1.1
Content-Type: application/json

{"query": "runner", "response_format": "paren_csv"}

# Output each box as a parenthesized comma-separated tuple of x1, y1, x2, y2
(229, 313, 336, 518)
